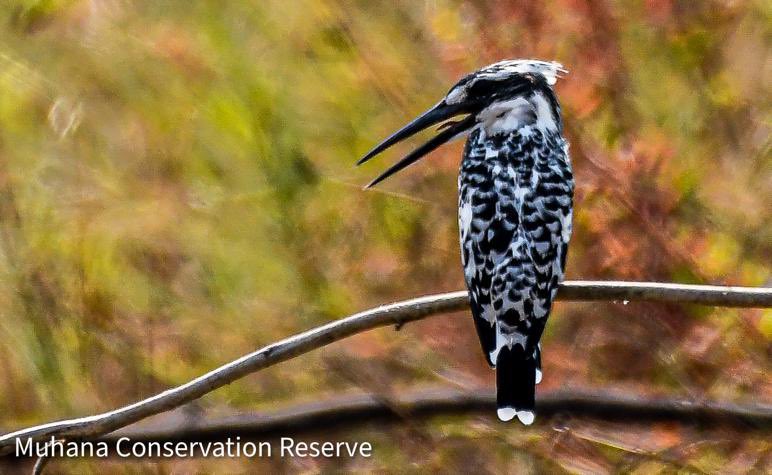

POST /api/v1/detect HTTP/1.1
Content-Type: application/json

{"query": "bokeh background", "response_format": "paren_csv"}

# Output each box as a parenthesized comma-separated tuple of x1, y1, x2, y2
(1, 0, 770, 473)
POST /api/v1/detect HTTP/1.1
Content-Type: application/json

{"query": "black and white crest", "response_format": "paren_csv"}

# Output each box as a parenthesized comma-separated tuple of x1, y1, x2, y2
(358, 60, 574, 425)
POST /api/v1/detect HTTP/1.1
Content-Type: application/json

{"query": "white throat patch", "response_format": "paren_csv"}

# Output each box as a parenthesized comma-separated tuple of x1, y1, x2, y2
(478, 92, 557, 136)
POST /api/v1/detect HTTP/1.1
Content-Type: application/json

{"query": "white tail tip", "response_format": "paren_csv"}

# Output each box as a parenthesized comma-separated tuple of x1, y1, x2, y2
(517, 410, 535, 425)
(497, 408, 536, 425)
(497, 407, 517, 421)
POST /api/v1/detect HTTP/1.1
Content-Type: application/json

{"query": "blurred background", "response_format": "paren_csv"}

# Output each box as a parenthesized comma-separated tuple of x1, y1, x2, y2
(0, 0, 770, 473)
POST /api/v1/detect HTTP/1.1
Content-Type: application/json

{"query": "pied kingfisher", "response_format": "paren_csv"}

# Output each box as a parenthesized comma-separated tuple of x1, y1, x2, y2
(358, 60, 573, 424)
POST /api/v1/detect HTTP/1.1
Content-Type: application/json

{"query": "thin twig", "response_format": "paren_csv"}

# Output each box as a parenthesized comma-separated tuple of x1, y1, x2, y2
(1, 281, 770, 457)
(31, 455, 50, 475)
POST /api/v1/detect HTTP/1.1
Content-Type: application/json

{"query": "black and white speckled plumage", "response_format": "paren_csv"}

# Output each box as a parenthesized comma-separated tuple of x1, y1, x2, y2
(459, 115, 572, 424)
(359, 60, 573, 425)
(459, 124, 573, 359)
(457, 63, 573, 424)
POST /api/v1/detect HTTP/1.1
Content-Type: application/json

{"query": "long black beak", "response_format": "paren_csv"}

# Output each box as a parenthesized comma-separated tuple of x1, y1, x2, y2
(357, 101, 474, 188)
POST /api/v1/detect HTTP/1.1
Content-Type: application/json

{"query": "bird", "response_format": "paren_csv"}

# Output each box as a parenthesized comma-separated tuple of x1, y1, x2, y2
(357, 60, 574, 425)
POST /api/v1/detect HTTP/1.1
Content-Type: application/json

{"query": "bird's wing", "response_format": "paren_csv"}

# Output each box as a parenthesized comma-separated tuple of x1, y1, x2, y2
(459, 194, 497, 367)
(466, 260, 497, 367)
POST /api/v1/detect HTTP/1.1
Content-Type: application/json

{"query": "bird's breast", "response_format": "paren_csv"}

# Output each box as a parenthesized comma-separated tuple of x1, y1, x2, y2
(458, 128, 573, 248)
(460, 128, 563, 199)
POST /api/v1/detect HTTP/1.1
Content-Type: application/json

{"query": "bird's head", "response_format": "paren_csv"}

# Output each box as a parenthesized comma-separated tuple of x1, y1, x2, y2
(358, 60, 567, 188)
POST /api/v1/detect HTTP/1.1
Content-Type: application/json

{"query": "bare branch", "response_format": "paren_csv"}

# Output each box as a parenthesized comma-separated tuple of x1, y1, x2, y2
(9, 388, 771, 470)
(1, 281, 770, 456)
(557, 281, 772, 307)
(105, 389, 771, 446)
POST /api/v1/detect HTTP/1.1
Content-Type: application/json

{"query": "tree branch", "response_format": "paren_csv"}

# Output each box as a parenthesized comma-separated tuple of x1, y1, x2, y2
(103, 388, 772, 445)
(1, 281, 770, 456)
(9, 388, 771, 469)
(555, 281, 772, 307)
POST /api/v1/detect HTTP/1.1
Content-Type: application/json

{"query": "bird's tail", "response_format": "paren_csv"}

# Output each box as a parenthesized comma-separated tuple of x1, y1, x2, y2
(495, 345, 536, 425)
